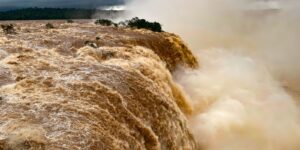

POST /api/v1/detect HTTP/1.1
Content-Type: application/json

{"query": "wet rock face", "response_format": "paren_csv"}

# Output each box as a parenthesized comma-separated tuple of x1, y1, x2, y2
(0, 21, 199, 149)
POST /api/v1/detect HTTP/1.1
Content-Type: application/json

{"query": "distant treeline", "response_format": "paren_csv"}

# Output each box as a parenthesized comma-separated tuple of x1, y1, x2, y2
(0, 8, 123, 20)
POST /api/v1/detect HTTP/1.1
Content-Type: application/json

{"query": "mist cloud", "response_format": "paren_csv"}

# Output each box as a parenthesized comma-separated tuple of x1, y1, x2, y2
(126, 0, 300, 149)
(125, 0, 300, 91)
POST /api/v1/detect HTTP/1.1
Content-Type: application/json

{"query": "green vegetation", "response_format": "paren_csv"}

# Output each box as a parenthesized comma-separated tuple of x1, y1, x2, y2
(0, 8, 162, 33)
(95, 19, 114, 26)
(95, 17, 162, 32)
(0, 8, 123, 20)
(126, 17, 162, 32)
(45, 23, 54, 29)
(1, 24, 16, 34)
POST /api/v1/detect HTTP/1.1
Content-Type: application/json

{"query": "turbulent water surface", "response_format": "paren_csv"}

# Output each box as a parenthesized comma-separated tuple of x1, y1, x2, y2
(2, 1, 300, 149)
(0, 21, 199, 150)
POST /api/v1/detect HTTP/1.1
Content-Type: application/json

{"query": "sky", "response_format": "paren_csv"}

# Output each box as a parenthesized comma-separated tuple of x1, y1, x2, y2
(0, 0, 125, 10)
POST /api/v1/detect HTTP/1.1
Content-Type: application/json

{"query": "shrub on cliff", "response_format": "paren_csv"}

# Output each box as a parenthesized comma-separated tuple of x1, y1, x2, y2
(94, 18, 162, 32)
(95, 19, 115, 26)
(1, 24, 16, 34)
(45, 23, 54, 29)
(67, 20, 74, 23)
(126, 17, 162, 32)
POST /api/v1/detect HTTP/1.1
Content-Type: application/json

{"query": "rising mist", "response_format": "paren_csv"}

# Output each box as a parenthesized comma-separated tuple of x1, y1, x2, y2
(126, 0, 300, 149)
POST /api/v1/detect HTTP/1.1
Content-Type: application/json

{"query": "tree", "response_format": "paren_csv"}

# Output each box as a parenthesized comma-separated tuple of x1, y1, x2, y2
(126, 17, 162, 32)
(95, 19, 115, 26)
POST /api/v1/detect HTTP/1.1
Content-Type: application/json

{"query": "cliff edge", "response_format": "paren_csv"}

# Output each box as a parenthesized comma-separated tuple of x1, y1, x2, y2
(0, 21, 199, 150)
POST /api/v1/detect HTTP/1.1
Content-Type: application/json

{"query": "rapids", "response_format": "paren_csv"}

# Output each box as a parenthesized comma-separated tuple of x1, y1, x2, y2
(0, 21, 199, 150)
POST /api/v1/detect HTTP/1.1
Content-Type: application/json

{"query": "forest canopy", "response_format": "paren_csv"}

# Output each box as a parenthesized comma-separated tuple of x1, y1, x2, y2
(0, 8, 123, 20)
